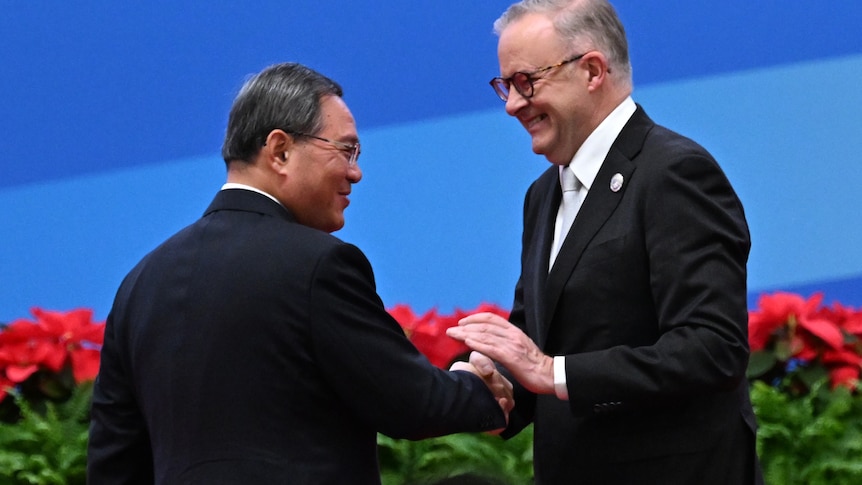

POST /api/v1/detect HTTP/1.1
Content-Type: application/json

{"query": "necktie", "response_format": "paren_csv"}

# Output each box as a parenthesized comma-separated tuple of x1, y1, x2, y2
(550, 166, 582, 268)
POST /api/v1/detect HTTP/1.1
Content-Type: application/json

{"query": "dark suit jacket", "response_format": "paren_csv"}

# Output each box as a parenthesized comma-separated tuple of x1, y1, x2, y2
(87, 188, 505, 484)
(504, 107, 763, 484)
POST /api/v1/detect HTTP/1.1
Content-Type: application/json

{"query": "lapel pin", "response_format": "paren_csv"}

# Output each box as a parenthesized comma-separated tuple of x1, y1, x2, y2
(610, 173, 624, 192)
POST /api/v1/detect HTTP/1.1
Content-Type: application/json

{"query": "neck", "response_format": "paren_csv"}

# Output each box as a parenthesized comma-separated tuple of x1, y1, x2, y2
(226, 161, 273, 193)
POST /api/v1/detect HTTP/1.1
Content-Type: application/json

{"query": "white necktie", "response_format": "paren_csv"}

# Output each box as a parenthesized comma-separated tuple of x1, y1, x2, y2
(550, 166, 583, 269)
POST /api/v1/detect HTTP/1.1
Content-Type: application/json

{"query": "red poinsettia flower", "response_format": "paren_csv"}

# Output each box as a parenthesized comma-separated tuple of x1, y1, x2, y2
(749, 292, 862, 391)
(387, 303, 511, 369)
(822, 347, 862, 369)
(748, 295, 791, 352)
(0, 319, 64, 381)
(388, 304, 432, 339)
(748, 292, 820, 351)
(0, 308, 105, 388)
(749, 292, 846, 354)
(834, 304, 862, 336)
(830, 365, 860, 391)
(410, 325, 468, 369)
(398, 306, 468, 369)
(797, 315, 844, 352)
(30, 308, 105, 382)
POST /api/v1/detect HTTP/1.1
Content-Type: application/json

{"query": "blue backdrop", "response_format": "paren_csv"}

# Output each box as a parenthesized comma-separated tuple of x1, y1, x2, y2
(2, 1, 862, 321)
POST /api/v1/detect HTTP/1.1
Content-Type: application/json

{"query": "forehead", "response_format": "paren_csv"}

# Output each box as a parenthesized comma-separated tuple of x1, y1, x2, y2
(498, 13, 567, 75)
(318, 95, 357, 139)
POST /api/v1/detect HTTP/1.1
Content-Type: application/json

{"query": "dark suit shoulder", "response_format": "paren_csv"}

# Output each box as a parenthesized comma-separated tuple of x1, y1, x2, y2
(621, 107, 716, 168)
(642, 123, 714, 162)
(118, 191, 368, 308)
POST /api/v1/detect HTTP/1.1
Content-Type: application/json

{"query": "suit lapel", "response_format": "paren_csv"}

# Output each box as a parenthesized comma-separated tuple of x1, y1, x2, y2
(525, 171, 561, 347)
(540, 107, 653, 342)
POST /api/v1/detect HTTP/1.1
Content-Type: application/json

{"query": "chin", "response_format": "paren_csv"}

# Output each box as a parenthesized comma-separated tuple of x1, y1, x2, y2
(534, 142, 570, 165)
(329, 218, 346, 233)
(530, 134, 555, 156)
(530, 141, 547, 156)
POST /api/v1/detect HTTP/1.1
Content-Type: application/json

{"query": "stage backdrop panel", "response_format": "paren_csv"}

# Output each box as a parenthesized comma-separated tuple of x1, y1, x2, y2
(2, 2, 861, 321)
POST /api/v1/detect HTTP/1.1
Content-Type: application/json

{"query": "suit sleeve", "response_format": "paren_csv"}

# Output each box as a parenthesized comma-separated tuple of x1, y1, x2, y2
(306, 242, 506, 439)
(87, 272, 155, 484)
(565, 147, 751, 415)
(498, 180, 542, 438)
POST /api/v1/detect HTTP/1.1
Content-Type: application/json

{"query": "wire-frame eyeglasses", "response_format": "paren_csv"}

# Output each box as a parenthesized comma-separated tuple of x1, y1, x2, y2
(287, 131, 361, 167)
(489, 52, 588, 102)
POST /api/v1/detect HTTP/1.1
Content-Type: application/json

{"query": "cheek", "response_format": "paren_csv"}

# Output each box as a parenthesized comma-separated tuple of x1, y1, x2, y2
(316, 171, 347, 212)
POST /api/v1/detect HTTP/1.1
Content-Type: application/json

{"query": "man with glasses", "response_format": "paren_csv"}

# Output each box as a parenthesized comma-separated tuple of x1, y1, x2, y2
(447, 1, 763, 483)
(87, 62, 513, 484)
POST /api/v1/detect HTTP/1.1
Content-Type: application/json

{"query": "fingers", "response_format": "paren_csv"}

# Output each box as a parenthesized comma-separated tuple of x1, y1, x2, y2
(491, 374, 515, 428)
(450, 352, 514, 426)
(447, 314, 522, 346)
(468, 351, 496, 378)
(457, 312, 509, 327)
(445, 325, 468, 342)
(446, 318, 529, 366)
(448, 314, 556, 396)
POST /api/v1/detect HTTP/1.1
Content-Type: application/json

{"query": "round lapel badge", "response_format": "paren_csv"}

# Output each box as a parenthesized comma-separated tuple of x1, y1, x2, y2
(610, 173, 624, 192)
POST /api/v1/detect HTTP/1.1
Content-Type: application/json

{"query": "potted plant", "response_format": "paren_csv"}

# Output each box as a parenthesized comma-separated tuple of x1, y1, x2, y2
(747, 292, 862, 484)
(0, 308, 104, 485)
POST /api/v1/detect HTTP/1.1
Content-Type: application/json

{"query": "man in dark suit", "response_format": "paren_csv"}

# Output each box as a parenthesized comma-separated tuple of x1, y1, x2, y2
(447, 1, 764, 483)
(87, 62, 512, 484)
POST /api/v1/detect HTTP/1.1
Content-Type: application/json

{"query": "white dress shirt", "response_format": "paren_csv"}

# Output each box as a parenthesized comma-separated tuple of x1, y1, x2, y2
(221, 183, 284, 208)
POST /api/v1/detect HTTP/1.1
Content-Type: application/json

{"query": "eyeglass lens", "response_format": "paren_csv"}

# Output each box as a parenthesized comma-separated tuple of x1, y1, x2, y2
(491, 72, 533, 102)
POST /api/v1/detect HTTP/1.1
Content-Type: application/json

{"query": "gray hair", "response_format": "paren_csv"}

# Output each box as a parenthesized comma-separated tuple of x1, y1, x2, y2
(221, 62, 343, 165)
(494, 0, 632, 86)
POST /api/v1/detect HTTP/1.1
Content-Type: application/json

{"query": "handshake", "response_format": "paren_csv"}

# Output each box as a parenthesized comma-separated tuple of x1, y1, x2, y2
(449, 350, 515, 433)
(445, 311, 559, 433)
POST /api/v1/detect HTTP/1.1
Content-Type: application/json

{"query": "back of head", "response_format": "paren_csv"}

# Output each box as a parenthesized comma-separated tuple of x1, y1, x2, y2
(494, 0, 632, 88)
(221, 63, 343, 165)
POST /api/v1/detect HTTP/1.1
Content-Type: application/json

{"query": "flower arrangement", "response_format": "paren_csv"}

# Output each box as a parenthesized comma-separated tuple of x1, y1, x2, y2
(3, 294, 861, 485)
(747, 291, 862, 392)
(746, 292, 862, 485)
(0, 308, 104, 484)
(0, 308, 103, 406)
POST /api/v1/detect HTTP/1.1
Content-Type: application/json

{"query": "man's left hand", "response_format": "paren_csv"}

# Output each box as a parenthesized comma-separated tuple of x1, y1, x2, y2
(447, 312, 555, 395)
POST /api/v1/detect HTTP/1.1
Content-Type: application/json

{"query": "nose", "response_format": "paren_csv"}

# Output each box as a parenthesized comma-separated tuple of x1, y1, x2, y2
(504, 89, 528, 116)
(348, 163, 362, 183)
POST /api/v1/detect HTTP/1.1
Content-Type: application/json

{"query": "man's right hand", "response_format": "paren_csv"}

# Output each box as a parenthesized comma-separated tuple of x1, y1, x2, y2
(450, 351, 514, 432)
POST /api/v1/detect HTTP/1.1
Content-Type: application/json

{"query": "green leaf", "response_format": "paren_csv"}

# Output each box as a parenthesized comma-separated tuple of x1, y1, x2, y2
(751, 379, 862, 485)
(378, 427, 534, 485)
(796, 365, 829, 391)
(747, 351, 777, 378)
(0, 384, 91, 485)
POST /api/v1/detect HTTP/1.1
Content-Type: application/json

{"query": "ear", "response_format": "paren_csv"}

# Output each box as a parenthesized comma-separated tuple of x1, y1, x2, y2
(583, 51, 610, 92)
(263, 129, 295, 170)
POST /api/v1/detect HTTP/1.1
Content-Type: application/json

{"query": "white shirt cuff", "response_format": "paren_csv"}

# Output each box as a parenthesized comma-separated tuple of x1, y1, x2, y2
(553, 355, 569, 401)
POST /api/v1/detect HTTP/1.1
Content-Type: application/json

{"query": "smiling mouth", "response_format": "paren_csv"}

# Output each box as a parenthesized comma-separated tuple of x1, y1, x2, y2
(525, 114, 547, 130)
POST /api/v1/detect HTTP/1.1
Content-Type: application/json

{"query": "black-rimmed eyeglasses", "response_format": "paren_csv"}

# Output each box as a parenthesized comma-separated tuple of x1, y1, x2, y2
(489, 52, 587, 102)
(288, 131, 361, 167)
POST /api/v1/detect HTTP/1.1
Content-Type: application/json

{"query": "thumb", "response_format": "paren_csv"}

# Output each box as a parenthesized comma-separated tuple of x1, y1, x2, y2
(469, 351, 495, 377)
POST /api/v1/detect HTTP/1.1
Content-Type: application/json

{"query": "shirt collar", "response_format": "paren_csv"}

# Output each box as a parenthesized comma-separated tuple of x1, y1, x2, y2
(221, 182, 284, 208)
(564, 96, 636, 191)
